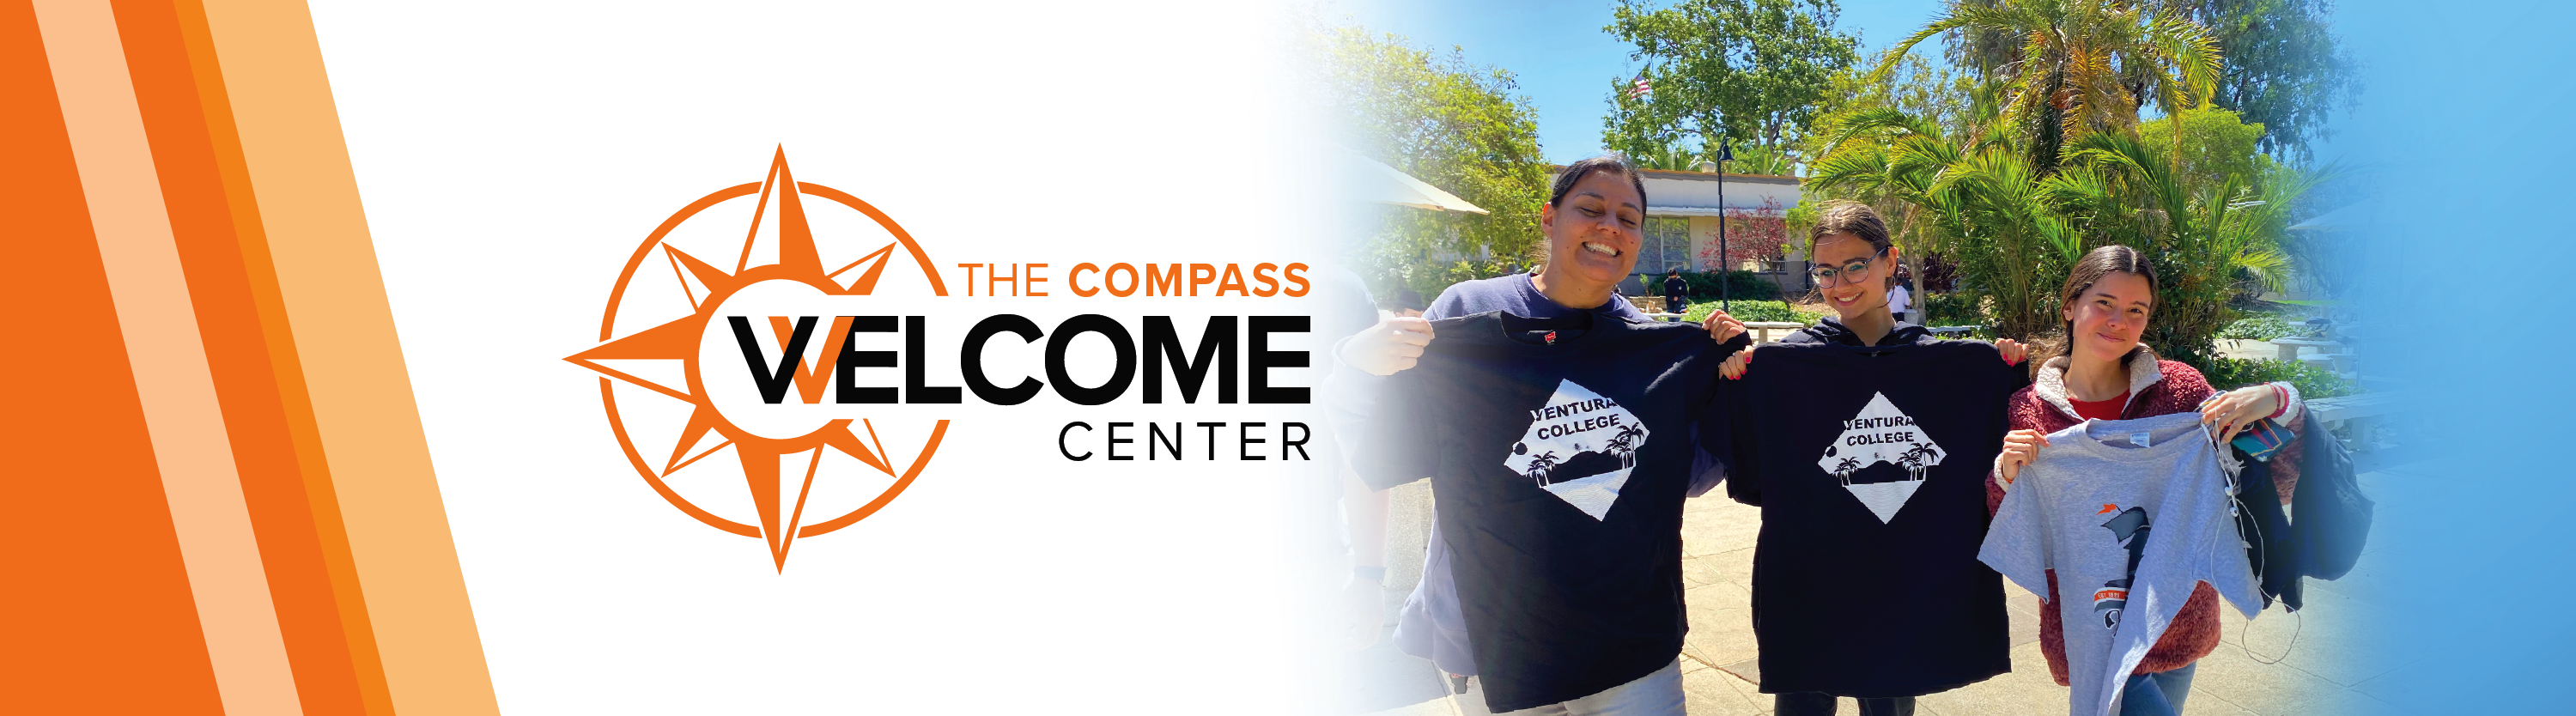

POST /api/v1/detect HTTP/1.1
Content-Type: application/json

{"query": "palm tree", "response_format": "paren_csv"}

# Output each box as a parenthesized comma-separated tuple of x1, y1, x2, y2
(1832, 456, 1864, 482)
(1525, 452, 1562, 486)
(1875, 0, 2222, 173)
(1631, 141, 1701, 172)
(2045, 130, 2326, 364)
(1808, 94, 2088, 341)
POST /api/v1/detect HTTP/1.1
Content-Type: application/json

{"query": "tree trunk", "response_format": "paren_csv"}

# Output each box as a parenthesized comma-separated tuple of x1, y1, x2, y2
(1908, 252, 1927, 326)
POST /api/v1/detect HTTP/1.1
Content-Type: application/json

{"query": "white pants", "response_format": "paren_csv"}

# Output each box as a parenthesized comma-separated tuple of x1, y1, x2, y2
(1453, 659, 1686, 716)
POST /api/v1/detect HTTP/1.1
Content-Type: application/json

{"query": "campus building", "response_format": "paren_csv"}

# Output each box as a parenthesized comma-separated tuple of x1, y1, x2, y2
(1554, 166, 1807, 300)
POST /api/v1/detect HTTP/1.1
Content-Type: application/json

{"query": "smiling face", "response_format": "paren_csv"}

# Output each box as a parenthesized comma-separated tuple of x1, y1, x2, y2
(2062, 270, 2154, 363)
(1538, 169, 1643, 288)
(1809, 231, 1897, 319)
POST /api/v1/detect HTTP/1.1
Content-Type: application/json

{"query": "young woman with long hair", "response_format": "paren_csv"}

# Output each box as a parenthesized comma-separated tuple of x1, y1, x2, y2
(1990, 245, 2308, 716)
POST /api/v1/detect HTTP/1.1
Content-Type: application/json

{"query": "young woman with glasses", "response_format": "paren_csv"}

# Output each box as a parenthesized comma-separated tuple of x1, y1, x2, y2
(1715, 201, 2026, 716)
(1720, 201, 2027, 374)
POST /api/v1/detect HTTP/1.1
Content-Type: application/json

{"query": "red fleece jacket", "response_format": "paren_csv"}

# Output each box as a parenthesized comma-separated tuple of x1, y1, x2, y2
(1987, 351, 2302, 683)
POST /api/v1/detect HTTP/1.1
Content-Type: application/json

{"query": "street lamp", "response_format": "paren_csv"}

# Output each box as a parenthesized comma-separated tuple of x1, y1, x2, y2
(1713, 142, 1734, 310)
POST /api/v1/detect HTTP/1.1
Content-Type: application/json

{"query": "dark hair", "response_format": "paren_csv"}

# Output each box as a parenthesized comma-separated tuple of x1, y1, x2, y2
(2057, 245, 2160, 358)
(1807, 200, 1891, 255)
(1550, 155, 1649, 210)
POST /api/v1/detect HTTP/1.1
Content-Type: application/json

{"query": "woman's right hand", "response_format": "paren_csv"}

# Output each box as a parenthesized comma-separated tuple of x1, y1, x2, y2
(1996, 428, 2050, 488)
(1339, 315, 1436, 376)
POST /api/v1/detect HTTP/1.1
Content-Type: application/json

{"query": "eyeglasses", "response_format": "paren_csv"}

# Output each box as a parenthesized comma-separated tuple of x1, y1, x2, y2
(1807, 248, 1888, 287)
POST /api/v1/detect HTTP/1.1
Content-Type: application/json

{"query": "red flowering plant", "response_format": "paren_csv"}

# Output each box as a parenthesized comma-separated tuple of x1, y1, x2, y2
(1697, 195, 1790, 271)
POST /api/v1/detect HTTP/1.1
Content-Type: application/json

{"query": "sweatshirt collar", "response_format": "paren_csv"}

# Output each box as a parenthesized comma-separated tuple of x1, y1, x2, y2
(2033, 344, 2165, 422)
(1806, 316, 1931, 347)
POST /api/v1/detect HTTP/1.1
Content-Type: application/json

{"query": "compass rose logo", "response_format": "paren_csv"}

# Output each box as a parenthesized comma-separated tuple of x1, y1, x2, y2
(566, 147, 949, 571)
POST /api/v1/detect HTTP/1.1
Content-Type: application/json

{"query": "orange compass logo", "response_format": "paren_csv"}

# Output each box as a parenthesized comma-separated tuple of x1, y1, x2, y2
(566, 147, 949, 571)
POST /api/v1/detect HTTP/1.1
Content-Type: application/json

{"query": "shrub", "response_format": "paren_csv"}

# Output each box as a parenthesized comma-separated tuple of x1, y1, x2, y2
(1922, 292, 1987, 328)
(2216, 316, 2308, 343)
(2198, 357, 2357, 399)
(1684, 300, 1827, 326)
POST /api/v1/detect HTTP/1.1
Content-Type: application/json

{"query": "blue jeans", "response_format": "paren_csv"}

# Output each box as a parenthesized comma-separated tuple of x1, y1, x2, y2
(1454, 659, 1684, 716)
(2117, 663, 2197, 716)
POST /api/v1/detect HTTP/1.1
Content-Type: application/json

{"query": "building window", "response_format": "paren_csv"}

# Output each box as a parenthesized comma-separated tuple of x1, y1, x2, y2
(1641, 217, 1691, 275)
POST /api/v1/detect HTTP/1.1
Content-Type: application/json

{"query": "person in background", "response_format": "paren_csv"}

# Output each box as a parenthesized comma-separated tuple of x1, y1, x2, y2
(1886, 274, 1911, 325)
(1663, 269, 1689, 316)
(1990, 245, 2309, 716)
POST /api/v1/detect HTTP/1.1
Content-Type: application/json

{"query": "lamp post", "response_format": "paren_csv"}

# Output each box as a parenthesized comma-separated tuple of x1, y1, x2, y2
(1714, 142, 1735, 310)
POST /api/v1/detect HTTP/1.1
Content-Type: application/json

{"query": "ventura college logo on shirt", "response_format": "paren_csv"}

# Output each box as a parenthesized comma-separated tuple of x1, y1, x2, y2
(1818, 392, 1946, 524)
(1506, 379, 1649, 520)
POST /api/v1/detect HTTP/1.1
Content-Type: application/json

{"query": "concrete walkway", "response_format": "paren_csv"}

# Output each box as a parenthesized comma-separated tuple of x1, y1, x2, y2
(1350, 464, 2411, 716)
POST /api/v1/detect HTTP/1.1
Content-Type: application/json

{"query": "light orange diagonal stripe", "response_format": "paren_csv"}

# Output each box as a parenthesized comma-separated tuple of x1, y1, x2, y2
(194, 0, 500, 712)
(127, 0, 388, 709)
(30, 0, 303, 713)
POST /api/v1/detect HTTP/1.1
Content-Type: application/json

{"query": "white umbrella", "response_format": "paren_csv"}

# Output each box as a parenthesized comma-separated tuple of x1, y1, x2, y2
(1342, 149, 1487, 214)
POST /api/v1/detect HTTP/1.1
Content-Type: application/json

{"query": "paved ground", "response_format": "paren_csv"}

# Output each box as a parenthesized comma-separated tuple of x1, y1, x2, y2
(1341, 455, 2415, 716)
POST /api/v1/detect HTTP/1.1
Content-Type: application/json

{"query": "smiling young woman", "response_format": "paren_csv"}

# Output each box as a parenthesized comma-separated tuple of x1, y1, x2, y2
(1989, 244, 2310, 716)
(1719, 201, 2027, 379)
(1326, 155, 1748, 716)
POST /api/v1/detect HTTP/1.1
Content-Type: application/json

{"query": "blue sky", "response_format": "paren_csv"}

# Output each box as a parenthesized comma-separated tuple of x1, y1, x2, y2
(1325, 0, 1951, 164)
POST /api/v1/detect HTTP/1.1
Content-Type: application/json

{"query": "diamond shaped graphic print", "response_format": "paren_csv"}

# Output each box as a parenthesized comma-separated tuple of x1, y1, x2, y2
(1817, 392, 1945, 524)
(1505, 379, 1649, 520)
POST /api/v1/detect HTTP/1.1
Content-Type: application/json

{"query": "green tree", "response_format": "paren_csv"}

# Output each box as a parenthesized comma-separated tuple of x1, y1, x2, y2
(2156, 0, 2359, 161)
(1880, 0, 2222, 173)
(1808, 88, 2319, 363)
(1808, 94, 2088, 340)
(1602, 0, 1860, 170)
(2136, 106, 2269, 188)
(2046, 130, 2320, 365)
(1304, 22, 1552, 300)
(1938, 0, 2355, 161)
(1805, 49, 1979, 302)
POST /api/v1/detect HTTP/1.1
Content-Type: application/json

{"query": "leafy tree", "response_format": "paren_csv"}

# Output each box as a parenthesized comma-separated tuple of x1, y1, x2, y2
(1631, 140, 1704, 171)
(1805, 48, 1980, 301)
(1817, 50, 1976, 143)
(1725, 143, 1801, 176)
(2154, 0, 2359, 161)
(2136, 106, 2269, 189)
(1304, 22, 1552, 300)
(1601, 0, 1860, 170)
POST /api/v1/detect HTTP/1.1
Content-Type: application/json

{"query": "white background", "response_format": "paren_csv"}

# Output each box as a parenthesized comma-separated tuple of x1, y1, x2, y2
(310, 2, 1342, 712)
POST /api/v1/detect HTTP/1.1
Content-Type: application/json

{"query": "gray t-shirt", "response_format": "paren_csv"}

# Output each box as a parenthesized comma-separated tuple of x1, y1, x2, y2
(1978, 413, 2263, 716)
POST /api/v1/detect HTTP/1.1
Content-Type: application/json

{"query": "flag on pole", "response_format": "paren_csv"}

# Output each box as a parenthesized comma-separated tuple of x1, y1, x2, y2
(1629, 70, 1652, 101)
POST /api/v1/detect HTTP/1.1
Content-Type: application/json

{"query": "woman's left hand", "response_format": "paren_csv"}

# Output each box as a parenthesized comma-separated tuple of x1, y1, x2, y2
(2199, 384, 2282, 442)
(1701, 309, 1747, 343)
(1996, 338, 2030, 366)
